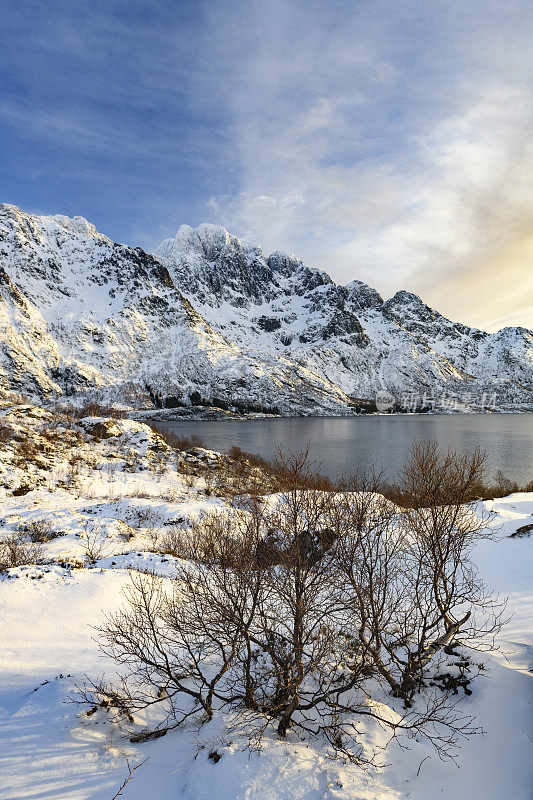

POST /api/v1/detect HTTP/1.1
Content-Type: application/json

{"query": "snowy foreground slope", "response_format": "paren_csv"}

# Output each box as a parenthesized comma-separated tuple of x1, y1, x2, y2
(0, 403, 532, 800)
(0, 203, 532, 413)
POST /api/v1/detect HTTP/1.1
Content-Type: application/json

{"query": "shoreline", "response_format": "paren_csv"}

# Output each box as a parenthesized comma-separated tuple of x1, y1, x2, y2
(132, 407, 533, 422)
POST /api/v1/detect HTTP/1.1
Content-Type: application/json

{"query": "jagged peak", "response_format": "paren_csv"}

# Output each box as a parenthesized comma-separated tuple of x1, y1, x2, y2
(50, 213, 106, 240)
(267, 250, 306, 277)
(386, 289, 426, 308)
(495, 325, 533, 339)
(0, 202, 110, 244)
(155, 223, 262, 264)
(266, 250, 331, 283)
(156, 227, 331, 282)
(0, 202, 21, 215)
(346, 279, 383, 309)
(177, 222, 232, 248)
(268, 249, 299, 264)
(157, 222, 337, 292)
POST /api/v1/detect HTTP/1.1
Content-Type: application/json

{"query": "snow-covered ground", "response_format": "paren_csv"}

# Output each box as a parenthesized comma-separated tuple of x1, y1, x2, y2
(0, 404, 532, 799)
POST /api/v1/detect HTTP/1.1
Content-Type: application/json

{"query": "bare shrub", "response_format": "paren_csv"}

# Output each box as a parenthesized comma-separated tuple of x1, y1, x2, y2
(155, 527, 184, 557)
(0, 532, 44, 570)
(19, 519, 59, 543)
(58, 402, 127, 420)
(382, 461, 530, 505)
(0, 423, 12, 444)
(336, 447, 504, 710)
(151, 449, 169, 478)
(201, 470, 219, 496)
(79, 523, 109, 565)
(142, 524, 162, 551)
(150, 428, 204, 452)
(156, 515, 244, 565)
(13, 436, 39, 467)
(182, 470, 196, 490)
(131, 506, 158, 530)
(227, 445, 273, 475)
(393, 444, 505, 696)
(493, 469, 519, 496)
(81, 445, 502, 763)
(63, 454, 84, 493)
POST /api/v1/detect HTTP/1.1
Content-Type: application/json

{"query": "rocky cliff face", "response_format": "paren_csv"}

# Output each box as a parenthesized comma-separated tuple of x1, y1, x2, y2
(155, 224, 532, 411)
(0, 205, 353, 413)
(0, 204, 531, 413)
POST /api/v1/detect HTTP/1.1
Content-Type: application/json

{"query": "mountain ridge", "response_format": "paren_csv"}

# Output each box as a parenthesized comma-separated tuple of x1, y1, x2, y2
(0, 204, 531, 414)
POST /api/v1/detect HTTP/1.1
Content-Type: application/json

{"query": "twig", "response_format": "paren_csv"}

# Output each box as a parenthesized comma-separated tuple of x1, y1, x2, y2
(111, 757, 148, 799)
(417, 755, 430, 776)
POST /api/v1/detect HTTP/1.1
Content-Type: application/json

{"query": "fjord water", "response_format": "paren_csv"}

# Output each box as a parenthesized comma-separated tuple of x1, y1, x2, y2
(154, 414, 533, 484)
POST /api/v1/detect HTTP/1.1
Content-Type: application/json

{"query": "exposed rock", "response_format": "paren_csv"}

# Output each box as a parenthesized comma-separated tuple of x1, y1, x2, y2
(0, 205, 531, 414)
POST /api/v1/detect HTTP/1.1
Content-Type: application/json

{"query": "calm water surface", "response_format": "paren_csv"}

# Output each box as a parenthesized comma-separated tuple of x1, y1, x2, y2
(154, 415, 533, 485)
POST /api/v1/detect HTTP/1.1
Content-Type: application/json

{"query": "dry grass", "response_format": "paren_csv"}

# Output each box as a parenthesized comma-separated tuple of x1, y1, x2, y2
(56, 402, 128, 420)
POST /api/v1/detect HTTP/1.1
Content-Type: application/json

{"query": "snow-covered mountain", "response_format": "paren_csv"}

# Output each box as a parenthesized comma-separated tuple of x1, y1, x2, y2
(155, 223, 533, 411)
(0, 204, 531, 413)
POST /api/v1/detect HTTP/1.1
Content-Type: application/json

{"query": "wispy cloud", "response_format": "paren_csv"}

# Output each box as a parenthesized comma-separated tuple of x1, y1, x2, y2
(197, 0, 533, 330)
(1, 0, 531, 330)
(398, 84, 533, 330)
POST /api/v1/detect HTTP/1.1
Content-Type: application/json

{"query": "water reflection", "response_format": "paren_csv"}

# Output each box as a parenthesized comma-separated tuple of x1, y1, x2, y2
(153, 415, 533, 484)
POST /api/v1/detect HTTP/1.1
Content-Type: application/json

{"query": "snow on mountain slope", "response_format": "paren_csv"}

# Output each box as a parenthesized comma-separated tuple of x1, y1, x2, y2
(0, 205, 354, 413)
(383, 291, 533, 388)
(155, 224, 533, 410)
(0, 204, 531, 413)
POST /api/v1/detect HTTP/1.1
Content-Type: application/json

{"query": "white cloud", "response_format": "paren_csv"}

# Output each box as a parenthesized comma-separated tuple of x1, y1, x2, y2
(3, 0, 531, 330)
(397, 85, 533, 330)
(198, 0, 533, 331)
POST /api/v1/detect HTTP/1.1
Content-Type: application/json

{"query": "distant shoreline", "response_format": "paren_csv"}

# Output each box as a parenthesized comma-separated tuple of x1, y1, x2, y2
(132, 407, 533, 422)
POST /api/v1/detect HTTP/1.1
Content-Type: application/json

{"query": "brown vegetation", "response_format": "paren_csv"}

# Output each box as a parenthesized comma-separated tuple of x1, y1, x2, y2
(0, 530, 44, 570)
(18, 519, 59, 543)
(81, 443, 505, 764)
(149, 424, 532, 503)
(56, 402, 128, 420)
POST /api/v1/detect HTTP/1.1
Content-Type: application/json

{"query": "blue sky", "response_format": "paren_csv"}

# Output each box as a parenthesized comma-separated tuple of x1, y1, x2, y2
(1, 0, 532, 330)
